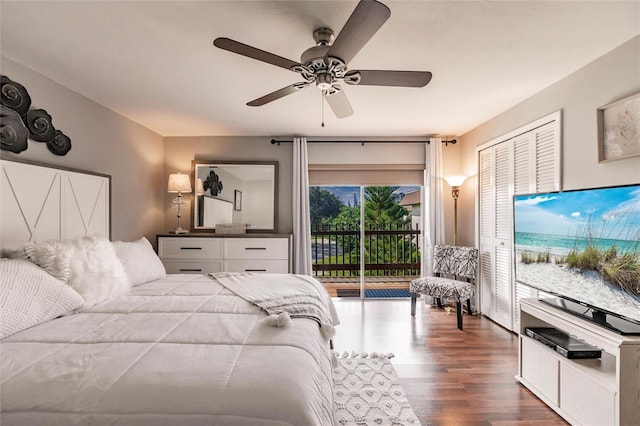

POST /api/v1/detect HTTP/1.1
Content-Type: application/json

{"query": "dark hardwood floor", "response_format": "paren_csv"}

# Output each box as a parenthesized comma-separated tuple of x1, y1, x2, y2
(331, 299, 568, 426)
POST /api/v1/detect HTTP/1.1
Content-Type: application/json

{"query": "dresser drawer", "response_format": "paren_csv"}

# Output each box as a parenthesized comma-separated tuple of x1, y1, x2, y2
(224, 260, 289, 274)
(224, 238, 288, 260)
(158, 237, 223, 260)
(162, 260, 223, 274)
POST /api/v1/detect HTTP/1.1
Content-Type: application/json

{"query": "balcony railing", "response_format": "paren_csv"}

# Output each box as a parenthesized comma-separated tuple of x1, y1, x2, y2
(311, 224, 421, 278)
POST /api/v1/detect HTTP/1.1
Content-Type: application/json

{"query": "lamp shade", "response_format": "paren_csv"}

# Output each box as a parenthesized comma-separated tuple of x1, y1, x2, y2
(167, 172, 192, 193)
(444, 175, 468, 188)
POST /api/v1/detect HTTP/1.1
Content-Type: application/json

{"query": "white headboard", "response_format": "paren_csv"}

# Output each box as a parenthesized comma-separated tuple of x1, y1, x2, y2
(0, 159, 111, 250)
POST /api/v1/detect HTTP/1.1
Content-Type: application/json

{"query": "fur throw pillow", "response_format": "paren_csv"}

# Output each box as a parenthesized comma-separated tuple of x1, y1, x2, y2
(24, 235, 130, 308)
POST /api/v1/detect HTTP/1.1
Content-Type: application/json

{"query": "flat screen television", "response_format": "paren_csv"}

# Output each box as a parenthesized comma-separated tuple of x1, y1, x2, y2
(513, 183, 640, 335)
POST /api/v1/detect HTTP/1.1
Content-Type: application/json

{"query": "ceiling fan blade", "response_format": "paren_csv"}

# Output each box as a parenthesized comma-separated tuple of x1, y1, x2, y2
(325, 0, 390, 64)
(247, 83, 309, 107)
(214, 37, 301, 71)
(324, 85, 353, 118)
(345, 70, 432, 87)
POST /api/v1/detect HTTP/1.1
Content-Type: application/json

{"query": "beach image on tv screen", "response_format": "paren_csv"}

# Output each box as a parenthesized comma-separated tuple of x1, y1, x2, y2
(513, 184, 640, 323)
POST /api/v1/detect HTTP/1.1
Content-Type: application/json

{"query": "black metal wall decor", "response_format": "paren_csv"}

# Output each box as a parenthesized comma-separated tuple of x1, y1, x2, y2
(203, 170, 223, 196)
(0, 75, 72, 156)
(0, 106, 29, 154)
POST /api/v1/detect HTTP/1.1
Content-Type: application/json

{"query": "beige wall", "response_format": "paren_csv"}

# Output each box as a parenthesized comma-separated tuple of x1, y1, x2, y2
(440, 140, 463, 244)
(0, 57, 165, 244)
(457, 36, 640, 247)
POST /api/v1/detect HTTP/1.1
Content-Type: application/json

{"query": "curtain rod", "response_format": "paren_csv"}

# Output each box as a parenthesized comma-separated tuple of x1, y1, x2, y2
(270, 138, 457, 146)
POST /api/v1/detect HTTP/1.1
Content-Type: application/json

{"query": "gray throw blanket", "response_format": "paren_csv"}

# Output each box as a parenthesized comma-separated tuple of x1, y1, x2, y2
(209, 272, 337, 340)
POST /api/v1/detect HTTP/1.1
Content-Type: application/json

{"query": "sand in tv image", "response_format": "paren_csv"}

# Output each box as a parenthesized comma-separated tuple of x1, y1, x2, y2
(514, 184, 640, 324)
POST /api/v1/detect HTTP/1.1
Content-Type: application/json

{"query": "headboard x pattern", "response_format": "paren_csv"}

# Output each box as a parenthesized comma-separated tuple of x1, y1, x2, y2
(0, 159, 111, 250)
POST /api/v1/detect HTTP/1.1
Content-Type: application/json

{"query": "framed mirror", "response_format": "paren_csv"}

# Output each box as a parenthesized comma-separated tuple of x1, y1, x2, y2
(192, 161, 278, 232)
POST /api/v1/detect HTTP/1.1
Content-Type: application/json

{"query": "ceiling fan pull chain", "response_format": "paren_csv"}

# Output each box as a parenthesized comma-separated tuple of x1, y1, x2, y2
(321, 90, 325, 127)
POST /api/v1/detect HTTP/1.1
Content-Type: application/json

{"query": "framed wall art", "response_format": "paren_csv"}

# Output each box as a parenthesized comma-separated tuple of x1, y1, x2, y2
(234, 190, 242, 211)
(597, 92, 640, 162)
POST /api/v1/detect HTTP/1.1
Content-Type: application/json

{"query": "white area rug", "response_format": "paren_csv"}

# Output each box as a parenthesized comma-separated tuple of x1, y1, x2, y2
(333, 352, 421, 425)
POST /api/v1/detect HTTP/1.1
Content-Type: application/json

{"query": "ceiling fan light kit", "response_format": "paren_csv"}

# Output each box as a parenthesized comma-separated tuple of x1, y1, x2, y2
(213, 0, 431, 120)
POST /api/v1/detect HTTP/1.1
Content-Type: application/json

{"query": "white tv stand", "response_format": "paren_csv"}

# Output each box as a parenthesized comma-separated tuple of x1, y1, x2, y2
(517, 298, 640, 426)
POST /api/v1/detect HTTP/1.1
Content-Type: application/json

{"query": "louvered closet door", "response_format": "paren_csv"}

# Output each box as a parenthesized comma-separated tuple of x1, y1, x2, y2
(491, 143, 513, 329)
(479, 149, 494, 315)
(533, 123, 559, 193)
(479, 142, 514, 329)
(478, 117, 560, 332)
(512, 122, 560, 330)
(512, 133, 535, 329)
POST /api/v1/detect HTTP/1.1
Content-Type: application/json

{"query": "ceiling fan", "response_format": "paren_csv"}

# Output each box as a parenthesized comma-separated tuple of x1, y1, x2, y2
(213, 0, 432, 119)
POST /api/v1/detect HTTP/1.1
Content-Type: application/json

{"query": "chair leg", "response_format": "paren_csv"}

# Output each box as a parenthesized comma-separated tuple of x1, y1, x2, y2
(467, 298, 472, 316)
(456, 301, 463, 330)
(411, 293, 417, 317)
(436, 297, 443, 309)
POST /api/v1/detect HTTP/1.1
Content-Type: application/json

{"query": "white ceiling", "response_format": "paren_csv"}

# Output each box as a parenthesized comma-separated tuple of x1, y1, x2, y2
(1, 1, 638, 138)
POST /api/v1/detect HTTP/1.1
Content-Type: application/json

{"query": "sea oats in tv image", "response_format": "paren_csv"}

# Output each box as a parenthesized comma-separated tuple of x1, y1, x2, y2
(513, 184, 640, 324)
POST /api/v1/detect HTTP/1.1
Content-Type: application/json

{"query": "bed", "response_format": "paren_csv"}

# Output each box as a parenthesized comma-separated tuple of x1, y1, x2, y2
(0, 159, 338, 426)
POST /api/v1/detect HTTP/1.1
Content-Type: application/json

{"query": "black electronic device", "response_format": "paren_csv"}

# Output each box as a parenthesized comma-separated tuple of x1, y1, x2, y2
(525, 327, 602, 359)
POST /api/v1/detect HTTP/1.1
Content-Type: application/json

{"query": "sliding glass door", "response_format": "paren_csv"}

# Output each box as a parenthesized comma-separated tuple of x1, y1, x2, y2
(311, 186, 362, 297)
(310, 185, 421, 299)
(362, 186, 421, 299)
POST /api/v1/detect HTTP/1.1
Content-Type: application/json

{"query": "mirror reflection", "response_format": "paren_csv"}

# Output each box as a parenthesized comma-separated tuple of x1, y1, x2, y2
(193, 161, 277, 231)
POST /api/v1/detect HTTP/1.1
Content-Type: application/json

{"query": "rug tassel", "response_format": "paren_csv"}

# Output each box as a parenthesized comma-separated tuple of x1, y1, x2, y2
(335, 350, 395, 359)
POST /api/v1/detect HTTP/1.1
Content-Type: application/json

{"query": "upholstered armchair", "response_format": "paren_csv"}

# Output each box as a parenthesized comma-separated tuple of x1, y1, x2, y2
(410, 245, 479, 330)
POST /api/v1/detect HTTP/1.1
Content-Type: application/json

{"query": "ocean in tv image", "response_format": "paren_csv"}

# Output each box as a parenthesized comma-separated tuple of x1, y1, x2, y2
(513, 184, 640, 324)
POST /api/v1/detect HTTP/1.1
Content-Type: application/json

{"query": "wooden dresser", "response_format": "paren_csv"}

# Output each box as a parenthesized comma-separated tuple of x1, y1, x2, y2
(156, 234, 291, 274)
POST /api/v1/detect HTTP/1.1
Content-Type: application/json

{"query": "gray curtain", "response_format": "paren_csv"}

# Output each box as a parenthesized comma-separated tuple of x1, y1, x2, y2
(292, 137, 312, 275)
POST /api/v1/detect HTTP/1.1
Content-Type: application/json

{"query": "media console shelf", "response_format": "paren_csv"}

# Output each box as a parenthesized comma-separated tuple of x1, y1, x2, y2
(517, 298, 640, 426)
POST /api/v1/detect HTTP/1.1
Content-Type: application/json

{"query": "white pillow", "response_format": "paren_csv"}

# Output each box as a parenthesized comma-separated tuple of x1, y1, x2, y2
(0, 259, 84, 339)
(0, 248, 28, 260)
(24, 235, 131, 308)
(112, 237, 166, 286)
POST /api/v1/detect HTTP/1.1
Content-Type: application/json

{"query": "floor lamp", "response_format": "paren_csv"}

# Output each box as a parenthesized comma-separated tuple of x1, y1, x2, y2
(444, 175, 468, 246)
(168, 172, 192, 234)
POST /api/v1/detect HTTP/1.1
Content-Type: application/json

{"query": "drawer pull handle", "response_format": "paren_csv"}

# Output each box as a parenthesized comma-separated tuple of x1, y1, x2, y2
(245, 247, 267, 250)
(180, 268, 202, 272)
(180, 247, 203, 250)
(245, 269, 267, 272)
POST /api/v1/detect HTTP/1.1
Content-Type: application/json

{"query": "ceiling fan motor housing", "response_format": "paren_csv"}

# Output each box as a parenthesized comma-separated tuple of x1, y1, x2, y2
(300, 44, 330, 67)
(298, 27, 349, 90)
(313, 27, 334, 46)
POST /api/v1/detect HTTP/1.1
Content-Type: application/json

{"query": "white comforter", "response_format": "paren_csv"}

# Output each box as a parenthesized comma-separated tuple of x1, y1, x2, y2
(0, 274, 338, 426)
